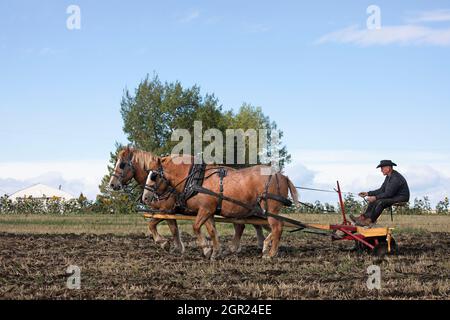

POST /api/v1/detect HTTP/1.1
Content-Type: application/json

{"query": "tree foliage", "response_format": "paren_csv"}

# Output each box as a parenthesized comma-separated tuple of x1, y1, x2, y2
(99, 73, 292, 204)
(120, 74, 227, 157)
(119, 74, 290, 167)
(436, 197, 449, 214)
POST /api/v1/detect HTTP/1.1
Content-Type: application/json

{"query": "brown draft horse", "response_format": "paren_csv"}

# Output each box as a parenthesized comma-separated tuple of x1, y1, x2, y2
(142, 154, 299, 259)
(109, 147, 184, 253)
(108, 147, 266, 254)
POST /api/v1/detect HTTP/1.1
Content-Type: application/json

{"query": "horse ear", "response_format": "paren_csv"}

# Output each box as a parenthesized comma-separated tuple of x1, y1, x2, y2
(125, 144, 133, 154)
(117, 149, 124, 161)
(160, 156, 170, 164)
(124, 145, 132, 161)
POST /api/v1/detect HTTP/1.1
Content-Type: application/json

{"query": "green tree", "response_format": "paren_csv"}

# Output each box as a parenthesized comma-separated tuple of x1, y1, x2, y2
(99, 74, 291, 206)
(120, 73, 226, 156)
(226, 103, 291, 169)
(340, 193, 363, 216)
(413, 196, 432, 215)
(436, 197, 449, 214)
(97, 142, 140, 213)
(118, 74, 290, 168)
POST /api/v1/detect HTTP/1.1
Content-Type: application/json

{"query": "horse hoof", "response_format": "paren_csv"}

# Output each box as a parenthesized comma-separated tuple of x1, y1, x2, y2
(210, 253, 221, 261)
(160, 241, 171, 251)
(169, 246, 180, 255)
(262, 254, 272, 260)
(210, 248, 223, 260)
(228, 245, 241, 254)
(170, 243, 185, 255)
(203, 247, 213, 259)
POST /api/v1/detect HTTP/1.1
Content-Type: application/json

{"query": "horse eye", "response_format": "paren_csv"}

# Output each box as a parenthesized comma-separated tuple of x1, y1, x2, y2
(150, 172, 158, 181)
(119, 162, 126, 169)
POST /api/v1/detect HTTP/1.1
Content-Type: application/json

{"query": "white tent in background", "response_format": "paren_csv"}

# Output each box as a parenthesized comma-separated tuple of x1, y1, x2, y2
(8, 183, 76, 201)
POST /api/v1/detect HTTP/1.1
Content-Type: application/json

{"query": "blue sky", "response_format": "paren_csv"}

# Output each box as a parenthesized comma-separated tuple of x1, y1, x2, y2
(1, 0, 450, 203)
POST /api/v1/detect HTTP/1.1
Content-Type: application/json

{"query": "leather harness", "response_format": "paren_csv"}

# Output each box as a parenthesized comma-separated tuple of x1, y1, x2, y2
(145, 162, 294, 218)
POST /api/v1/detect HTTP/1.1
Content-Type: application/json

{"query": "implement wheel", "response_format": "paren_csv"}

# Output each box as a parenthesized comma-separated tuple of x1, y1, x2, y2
(354, 236, 398, 257)
(372, 237, 398, 257)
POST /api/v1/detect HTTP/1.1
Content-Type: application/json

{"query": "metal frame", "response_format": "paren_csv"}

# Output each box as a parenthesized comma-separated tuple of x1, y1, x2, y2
(142, 181, 396, 255)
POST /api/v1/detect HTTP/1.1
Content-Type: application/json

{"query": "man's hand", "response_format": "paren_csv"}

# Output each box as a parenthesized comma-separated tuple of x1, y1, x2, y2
(367, 196, 377, 203)
(359, 192, 368, 197)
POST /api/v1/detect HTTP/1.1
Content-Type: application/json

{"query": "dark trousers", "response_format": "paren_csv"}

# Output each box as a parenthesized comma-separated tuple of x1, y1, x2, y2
(363, 196, 409, 222)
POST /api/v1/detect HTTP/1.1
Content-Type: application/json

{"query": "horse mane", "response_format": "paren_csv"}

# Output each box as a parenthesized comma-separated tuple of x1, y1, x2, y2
(134, 149, 160, 170)
(167, 154, 194, 164)
(118, 146, 159, 170)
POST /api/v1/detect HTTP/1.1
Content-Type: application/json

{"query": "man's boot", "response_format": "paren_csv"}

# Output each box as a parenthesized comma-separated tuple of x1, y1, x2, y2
(349, 214, 365, 224)
(356, 216, 373, 227)
(350, 214, 373, 227)
(331, 230, 345, 240)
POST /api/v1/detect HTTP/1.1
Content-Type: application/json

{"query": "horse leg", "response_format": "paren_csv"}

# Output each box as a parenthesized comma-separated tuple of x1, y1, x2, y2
(204, 217, 222, 260)
(264, 216, 283, 259)
(166, 219, 185, 254)
(262, 232, 272, 256)
(229, 224, 245, 254)
(147, 218, 170, 251)
(253, 224, 265, 250)
(192, 209, 214, 259)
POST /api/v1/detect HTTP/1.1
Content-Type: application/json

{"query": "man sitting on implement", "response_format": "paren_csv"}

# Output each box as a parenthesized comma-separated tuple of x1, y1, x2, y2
(351, 160, 410, 227)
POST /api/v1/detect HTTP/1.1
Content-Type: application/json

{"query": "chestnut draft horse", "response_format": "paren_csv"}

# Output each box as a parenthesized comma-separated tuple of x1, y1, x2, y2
(142, 154, 299, 259)
(108, 147, 266, 254)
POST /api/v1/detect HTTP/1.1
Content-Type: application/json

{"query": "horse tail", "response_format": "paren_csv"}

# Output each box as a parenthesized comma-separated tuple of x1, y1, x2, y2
(286, 176, 299, 205)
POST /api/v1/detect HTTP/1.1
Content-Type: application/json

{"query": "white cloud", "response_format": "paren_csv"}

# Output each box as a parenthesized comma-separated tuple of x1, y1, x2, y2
(243, 23, 271, 34)
(177, 9, 200, 23)
(285, 149, 450, 206)
(204, 16, 222, 25)
(0, 173, 87, 198)
(317, 8, 450, 47)
(285, 162, 316, 187)
(1, 150, 449, 206)
(407, 9, 450, 23)
(316, 24, 450, 47)
(39, 47, 58, 56)
(0, 160, 109, 200)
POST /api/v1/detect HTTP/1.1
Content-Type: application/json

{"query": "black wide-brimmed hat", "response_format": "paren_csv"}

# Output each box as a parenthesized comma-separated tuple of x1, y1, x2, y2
(377, 160, 397, 168)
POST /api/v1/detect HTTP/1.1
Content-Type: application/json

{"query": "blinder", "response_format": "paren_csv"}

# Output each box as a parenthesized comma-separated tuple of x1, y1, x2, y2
(111, 158, 135, 186)
(144, 166, 175, 202)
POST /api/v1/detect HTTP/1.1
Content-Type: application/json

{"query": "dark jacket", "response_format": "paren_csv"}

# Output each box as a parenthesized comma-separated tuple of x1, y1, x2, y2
(368, 170, 410, 201)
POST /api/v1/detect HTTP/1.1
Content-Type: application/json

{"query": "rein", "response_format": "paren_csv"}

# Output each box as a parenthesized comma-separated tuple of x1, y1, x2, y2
(143, 166, 178, 202)
(144, 160, 295, 217)
(143, 162, 211, 205)
(111, 155, 145, 204)
(111, 157, 136, 187)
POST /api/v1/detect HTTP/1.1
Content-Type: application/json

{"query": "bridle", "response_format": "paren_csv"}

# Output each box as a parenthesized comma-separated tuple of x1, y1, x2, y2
(142, 161, 225, 206)
(143, 165, 177, 202)
(111, 157, 136, 187)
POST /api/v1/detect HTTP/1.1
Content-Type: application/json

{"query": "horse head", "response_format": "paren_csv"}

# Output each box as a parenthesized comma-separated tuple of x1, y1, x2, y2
(142, 165, 173, 204)
(109, 146, 136, 190)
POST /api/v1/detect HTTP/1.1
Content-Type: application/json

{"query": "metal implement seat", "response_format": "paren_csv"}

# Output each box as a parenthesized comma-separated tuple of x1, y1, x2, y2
(388, 202, 408, 222)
